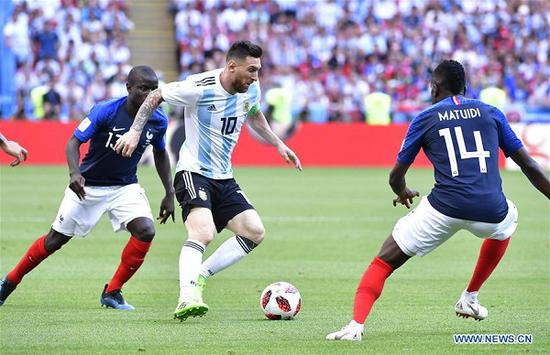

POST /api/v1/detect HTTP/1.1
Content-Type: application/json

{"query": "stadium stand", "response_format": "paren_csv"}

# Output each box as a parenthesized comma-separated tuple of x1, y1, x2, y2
(171, 0, 549, 123)
(1, 0, 549, 123)
(2, 0, 133, 121)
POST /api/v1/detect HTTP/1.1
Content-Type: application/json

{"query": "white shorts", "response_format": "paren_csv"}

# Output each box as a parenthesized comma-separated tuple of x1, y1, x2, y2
(52, 183, 153, 238)
(392, 196, 518, 257)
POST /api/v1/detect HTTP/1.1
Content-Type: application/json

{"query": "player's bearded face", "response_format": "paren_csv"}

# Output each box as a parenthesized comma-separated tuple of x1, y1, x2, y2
(232, 57, 261, 93)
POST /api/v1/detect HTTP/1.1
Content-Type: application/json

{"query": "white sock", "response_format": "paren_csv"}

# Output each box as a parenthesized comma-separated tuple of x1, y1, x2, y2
(179, 240, 206, 301)
(463, 289, 479, 302)
(200, 235, 257, 278)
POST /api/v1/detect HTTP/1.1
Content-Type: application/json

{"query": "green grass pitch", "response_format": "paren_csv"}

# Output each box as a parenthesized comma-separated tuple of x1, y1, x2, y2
(1, 166, 548, 354)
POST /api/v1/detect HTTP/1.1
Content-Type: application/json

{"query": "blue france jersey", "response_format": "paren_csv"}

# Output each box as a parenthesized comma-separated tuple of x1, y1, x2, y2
(74, 97, 168, 186)
(398, 96, 523, 223)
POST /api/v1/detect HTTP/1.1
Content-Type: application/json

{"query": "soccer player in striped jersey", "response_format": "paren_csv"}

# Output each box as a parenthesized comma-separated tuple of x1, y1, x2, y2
(327, 60, 550, 341)
(114, 41, 302, 320)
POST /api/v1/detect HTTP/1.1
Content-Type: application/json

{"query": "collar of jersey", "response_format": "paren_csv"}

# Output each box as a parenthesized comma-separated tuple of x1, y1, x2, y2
(215, 68, 233, 96)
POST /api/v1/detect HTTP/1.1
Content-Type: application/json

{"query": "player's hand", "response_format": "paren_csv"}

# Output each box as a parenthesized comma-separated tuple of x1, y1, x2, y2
(393, 188, 419, 209)
(69, 172, 86, 200)
(277, 143, 302, 171)
(113, 129, 141, 157)
(157, 192, 175, 224)
(1, 140, 28, 167)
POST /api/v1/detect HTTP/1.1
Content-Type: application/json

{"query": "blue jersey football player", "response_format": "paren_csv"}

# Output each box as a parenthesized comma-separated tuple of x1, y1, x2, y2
(327, 60, 550, 341)
(0, 66, 175, 310)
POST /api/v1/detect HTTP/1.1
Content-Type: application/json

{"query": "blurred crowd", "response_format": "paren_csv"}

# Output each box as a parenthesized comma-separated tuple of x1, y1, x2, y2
(171, 0, 550, 123)
(3, 0, 550, 123)
(4, 0, 133, 121)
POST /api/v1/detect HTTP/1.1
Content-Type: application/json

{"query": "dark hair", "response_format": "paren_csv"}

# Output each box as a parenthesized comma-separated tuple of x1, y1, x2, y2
(432, 59, 466, 95)
(127, 65, 157, 84)
(226, 41, 263, 62)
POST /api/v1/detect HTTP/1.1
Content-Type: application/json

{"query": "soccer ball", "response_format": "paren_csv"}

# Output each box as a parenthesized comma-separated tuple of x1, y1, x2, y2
(260, 281, 301, 320)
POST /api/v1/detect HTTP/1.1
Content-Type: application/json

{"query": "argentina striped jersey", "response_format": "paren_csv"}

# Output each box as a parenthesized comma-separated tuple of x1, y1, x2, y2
(160, 68, 261, 179)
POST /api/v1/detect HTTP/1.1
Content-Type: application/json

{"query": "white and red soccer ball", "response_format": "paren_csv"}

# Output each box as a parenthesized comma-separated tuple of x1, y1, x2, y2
(260, 281, 301, 320)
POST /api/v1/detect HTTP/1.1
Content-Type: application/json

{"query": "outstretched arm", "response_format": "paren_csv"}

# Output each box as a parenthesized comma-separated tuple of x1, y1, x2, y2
(389, 162, 419, 208)
(153, 147, 175, 224)
(510, 147, 550, 199)
(248, 109, 302, 170)
(0, 132, 28, 167)
(114, 88, 164, 157)
(66, 136, 86, 200)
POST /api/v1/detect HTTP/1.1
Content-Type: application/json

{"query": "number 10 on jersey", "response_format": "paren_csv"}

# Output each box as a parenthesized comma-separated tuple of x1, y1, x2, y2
(439, 127, 490, 177)
(221, 116, 237, 135)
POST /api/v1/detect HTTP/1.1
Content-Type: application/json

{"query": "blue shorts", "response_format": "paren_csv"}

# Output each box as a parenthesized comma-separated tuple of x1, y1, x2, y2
(174, 170, 254, 233)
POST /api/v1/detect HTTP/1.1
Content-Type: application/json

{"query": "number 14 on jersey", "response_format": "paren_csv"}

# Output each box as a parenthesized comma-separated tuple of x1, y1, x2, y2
(439, 127, 491, 177)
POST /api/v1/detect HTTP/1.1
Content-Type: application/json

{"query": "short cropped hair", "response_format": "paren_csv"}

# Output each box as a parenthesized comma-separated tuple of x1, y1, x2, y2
(226, 41, 263, 62)
(127, 65, 157, 84)
(432, 60, 466, 95)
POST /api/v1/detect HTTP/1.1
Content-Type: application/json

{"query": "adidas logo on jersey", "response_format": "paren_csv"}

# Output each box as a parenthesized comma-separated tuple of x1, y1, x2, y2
(207, 104, 217, 112)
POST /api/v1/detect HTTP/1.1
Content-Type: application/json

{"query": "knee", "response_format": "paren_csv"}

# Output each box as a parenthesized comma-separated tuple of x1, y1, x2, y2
(244, 224, 265, 245)
(134, 225, 156, 242)
(189, 234, 214, 246)
(187, 224, 215, 246)
(44, 231, 71, 253)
